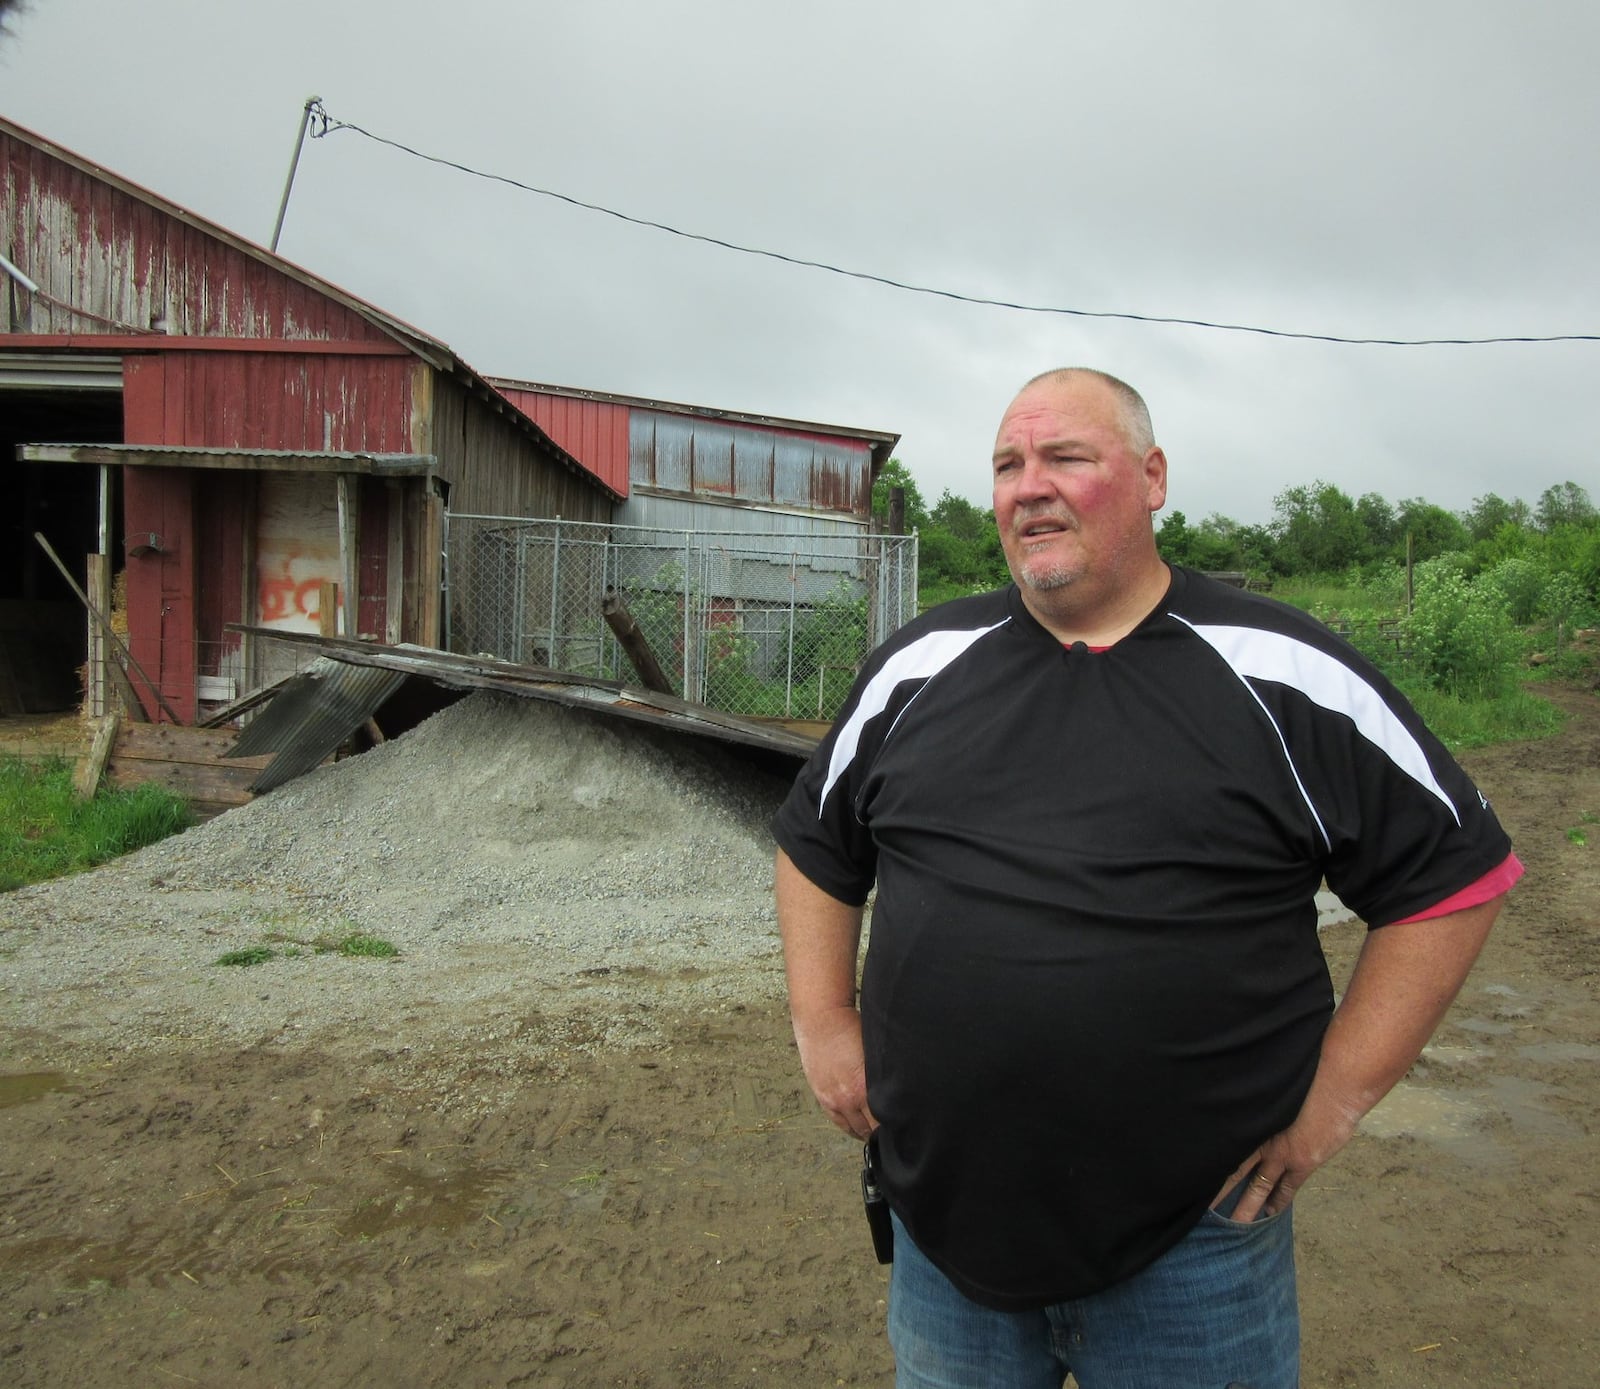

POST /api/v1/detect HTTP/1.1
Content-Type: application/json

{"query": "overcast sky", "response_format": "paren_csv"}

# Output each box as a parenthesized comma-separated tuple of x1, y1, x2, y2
(4, 0, 1596, 526)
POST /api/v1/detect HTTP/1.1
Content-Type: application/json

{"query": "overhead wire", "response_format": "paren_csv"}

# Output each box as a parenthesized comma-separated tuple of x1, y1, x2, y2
(307, 101, 1598, 349)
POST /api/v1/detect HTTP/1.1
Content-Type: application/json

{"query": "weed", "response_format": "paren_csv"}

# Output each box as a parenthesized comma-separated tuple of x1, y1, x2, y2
(335, 933, 400, 960)
(217, 947, 275, 968)
(1566, 813, 1597, 847)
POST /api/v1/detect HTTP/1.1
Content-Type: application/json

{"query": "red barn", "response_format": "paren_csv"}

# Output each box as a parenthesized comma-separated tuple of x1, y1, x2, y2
(1, 115, 617, 724)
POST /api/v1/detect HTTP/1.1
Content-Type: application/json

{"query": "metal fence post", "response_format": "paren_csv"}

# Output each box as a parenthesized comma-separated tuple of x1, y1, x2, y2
(549, 516, 563, 668)
(682, 530, 693, 700)
(511, 523, 527, 662)
(785, 551, 798, 718)
(441, 510, 454, 652)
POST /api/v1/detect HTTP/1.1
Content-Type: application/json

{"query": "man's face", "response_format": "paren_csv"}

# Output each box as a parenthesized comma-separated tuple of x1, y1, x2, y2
(991, 377, 1167, 596)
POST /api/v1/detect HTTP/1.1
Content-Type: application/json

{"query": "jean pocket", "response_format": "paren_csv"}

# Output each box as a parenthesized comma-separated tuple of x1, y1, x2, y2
(1200, 1201, 1292, 1232)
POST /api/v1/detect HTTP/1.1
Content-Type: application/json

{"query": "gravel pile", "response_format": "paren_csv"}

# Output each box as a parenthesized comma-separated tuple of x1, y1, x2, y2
(1, 693, 801, 1065)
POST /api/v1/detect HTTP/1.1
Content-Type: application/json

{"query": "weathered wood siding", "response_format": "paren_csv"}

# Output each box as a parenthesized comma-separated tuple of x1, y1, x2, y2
(428, 374, 612, 523)
(1, 125, 393, 342)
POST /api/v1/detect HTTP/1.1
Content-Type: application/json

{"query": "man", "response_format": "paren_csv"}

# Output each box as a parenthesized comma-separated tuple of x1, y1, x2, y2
(772, 368, 1520, 1388)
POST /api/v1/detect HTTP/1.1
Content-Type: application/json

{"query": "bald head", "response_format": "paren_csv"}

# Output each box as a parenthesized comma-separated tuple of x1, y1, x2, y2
(1018, 369, 1155, 458)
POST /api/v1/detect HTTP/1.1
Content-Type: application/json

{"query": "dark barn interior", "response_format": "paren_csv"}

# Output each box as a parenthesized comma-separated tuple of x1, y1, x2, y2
(1, 386, 123, 712)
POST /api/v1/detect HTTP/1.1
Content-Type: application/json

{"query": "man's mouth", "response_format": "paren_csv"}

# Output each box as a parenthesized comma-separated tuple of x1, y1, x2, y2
(1016, 515, 1072, 540)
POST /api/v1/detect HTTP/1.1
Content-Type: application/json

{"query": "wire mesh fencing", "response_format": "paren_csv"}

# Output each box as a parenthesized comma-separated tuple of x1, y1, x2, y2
(444, 515, 918, 720)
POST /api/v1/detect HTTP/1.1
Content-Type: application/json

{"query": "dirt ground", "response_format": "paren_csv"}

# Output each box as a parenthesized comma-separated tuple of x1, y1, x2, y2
(2, 685, 1597, 1388)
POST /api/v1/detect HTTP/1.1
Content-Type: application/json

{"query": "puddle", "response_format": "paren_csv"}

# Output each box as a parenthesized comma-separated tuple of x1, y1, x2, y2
(1455, 1017, 1515, 1037)
(342, 1163, 510, 1239)
(1315, 889, 1356, 929)
(1363, 1083, 1479, 1142)
(1362, 1072, 1580, 1163)
(1517, 1041, 1600, 1064)
(0, 1072, 72, 1109)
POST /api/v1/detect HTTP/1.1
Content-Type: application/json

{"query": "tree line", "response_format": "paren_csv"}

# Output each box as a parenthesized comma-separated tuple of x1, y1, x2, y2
(874, 459, 1600, 613)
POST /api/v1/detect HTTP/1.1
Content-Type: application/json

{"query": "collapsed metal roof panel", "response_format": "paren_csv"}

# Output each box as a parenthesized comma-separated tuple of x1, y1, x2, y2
(224, 627, 821, 765)
(227, 657, 406, 792)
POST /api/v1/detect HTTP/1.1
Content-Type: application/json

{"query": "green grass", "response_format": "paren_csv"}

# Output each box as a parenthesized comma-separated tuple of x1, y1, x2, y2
(0, 755, 194, 893)
(215, 930, 400, 968)
(335, 932, 399, 959)
(1396, 682, 1566, 750)
(217, 946, 276, 967)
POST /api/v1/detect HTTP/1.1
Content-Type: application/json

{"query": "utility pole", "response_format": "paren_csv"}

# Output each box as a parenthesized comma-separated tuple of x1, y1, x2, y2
(270, 95, 321, 253)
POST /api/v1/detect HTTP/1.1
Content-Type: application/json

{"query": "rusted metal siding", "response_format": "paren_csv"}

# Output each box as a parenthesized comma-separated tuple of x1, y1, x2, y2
(427, 375, 612, 524)
(613, 491, 868, 540)
(630, 410, 872, 517)
(2, 128, 392, 342)
(496, 385, 631, 497)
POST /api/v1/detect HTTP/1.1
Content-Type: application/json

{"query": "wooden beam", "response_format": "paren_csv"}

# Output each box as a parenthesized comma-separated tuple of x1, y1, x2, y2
(73, 709, 122, 801)
(33, 532, 176, 724)
(601, 592, 675, 694)
(318, 582, 339, 638)
(19, 444, 436, 475)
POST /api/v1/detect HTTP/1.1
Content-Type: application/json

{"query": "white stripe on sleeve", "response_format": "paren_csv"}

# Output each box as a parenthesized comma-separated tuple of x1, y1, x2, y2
(820, 620, 1009, 814)
(1176, 619, 1460, 826)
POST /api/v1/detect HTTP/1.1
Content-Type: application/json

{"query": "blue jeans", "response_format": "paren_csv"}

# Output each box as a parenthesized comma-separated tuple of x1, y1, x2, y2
(887, 1186, 1298, 1389)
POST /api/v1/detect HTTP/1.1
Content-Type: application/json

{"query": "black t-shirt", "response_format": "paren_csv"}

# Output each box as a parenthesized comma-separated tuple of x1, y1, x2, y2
(773, 567, 1512, 1308)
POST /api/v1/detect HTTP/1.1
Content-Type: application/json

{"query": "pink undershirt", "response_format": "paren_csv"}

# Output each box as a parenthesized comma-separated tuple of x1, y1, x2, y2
(1068, 643, 1523, 923)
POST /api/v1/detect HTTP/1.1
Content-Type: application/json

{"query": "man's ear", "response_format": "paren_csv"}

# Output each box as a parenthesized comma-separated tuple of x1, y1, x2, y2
(1143, 447, 1169, 512)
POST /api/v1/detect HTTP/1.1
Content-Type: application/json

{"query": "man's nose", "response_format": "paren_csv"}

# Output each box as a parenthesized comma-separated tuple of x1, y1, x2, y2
(1012, 454, 1055, 502)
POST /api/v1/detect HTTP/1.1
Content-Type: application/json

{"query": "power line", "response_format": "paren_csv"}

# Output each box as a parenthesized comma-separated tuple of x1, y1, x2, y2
(308, 101, 1598, 348)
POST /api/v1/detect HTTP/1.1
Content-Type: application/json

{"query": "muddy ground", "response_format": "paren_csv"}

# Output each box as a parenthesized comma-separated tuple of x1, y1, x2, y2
(2, 685, 1597, 1387)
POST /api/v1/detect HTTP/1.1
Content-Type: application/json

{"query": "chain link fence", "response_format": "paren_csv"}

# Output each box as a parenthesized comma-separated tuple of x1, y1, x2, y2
(444, 514, 918, 720)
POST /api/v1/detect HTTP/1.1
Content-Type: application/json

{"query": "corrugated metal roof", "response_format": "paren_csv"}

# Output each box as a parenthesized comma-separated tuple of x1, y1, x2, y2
(493, 383, 631, 497)
(20, 443, 438, 474)
(225, 626, 819, 763)
(486, 376, 900, 470)
(227, 657, 405, 792)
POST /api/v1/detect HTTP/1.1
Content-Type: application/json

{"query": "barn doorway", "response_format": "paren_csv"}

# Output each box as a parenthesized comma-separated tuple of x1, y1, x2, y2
(0, 355, 123, 714)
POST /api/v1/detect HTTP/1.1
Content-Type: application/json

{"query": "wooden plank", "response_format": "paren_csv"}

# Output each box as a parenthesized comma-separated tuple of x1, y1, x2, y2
(116, 722, 268, 764)
(318, 582, 339, 638)
(107, 722, 278, 817)
(73, 709, 122, 800)
(106, 756, 266, 802)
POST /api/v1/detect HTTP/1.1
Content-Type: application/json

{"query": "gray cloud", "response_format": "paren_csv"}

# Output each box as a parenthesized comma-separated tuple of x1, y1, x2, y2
(5, 0, 1595, 525)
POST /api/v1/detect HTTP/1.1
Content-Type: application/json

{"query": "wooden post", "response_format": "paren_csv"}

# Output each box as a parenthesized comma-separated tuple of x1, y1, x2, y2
(601, 591, 676, 693)
(74, 709, 122, 801)
(86, 551, 110, 717)
(888, 486, 906, 536)
(239, 471, 258, 694)
(385, 479, 404, 645)
(34, 532, 172, 723)
(337, 474, 358, 638)
(318, 581, 339, 638)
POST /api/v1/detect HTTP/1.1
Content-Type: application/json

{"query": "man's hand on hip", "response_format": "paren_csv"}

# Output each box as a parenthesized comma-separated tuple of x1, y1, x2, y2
(794, 1003, 876, 1140)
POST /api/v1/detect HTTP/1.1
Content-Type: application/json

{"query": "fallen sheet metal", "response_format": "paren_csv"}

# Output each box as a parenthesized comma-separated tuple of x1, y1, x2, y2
(222, 627, 820, 779)
(226, 656, 406, 792)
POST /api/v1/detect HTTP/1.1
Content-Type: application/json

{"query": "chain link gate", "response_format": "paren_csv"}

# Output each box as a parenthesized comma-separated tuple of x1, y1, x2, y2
(444, 515, 918, 720)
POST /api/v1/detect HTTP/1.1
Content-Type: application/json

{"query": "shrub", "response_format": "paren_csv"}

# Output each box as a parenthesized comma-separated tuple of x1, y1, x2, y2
(1402, 562, 1523, 699)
